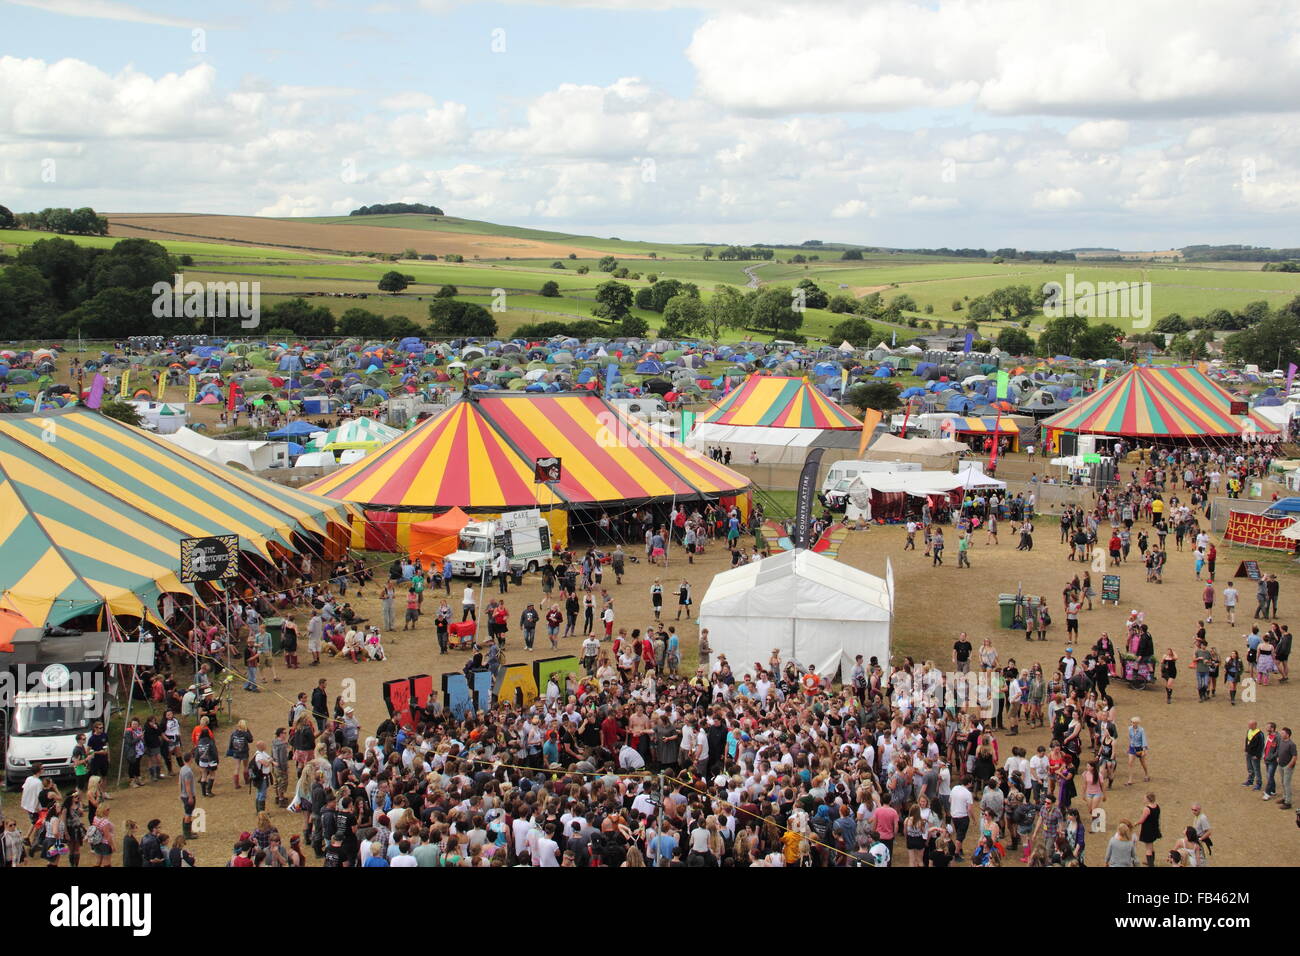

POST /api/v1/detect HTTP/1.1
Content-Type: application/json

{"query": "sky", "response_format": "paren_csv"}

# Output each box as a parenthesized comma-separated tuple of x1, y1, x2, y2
(2, 0, 1299, 249)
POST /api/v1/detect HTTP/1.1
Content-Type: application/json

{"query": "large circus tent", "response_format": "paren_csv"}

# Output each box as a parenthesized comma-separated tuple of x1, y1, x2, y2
(306, 391, 752, 551)
(0, 407, 357, 634)
(686, 375, 864, 466)
(1040, 366, 1281, 451)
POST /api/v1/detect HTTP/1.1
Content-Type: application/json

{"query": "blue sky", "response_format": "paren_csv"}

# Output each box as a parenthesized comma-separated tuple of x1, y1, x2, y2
(2, 0, 1298, 249)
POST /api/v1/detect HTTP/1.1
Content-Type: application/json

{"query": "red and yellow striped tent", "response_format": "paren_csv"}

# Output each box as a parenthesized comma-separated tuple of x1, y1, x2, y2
(307, 392, 752, 549)
(700, 375, 862, 429)
(1041, 366, 1280, 444)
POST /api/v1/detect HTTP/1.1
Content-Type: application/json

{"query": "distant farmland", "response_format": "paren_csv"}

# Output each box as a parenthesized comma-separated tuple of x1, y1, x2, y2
(107, 213, 622, 260)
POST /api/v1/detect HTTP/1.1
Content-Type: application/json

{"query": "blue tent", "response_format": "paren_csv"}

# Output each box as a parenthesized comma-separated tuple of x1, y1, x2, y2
(267, 421, 319, 438)
(636, 360, 665, 374)
(900, 386, 927, 399)
(873, 366, 893, 377)
(277, 355, 304, 372)
(944, 393, 977, 413)
(1265, 498, 1300, 516)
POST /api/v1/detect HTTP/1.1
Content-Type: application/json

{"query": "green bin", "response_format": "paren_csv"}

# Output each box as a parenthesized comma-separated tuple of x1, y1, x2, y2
(264, 617, 284, 654)
(997, 594, 1017, 629)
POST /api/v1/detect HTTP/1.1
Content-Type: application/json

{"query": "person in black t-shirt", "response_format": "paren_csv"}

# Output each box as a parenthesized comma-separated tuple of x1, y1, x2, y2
(953, 634, 973, 674)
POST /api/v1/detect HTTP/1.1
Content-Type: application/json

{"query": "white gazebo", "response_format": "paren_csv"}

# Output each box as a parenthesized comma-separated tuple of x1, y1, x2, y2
(697, 549, 894, 680)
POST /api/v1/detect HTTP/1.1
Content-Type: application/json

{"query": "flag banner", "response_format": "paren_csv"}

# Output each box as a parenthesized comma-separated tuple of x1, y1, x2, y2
(119, 370, 130, 397)
(857, 407, 883, 457)
(995, 370, 1010, 400)
(1287, 363, 1297, 393)
(964, 332, 974, 353)
(86, 373, 106, 410)
(187, 374, 197, 403)
(1223, 510, 1294, 551)
(792, 447, 826, 549)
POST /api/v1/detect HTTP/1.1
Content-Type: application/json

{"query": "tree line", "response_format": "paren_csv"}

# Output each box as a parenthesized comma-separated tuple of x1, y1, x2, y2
(1, 206, 109, 236)
(349, 203, 444, 216)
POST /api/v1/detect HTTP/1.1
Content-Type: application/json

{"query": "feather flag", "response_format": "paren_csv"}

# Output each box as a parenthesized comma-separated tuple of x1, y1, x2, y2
(86, 374, 106, 410)
(857, 407, 883, 457)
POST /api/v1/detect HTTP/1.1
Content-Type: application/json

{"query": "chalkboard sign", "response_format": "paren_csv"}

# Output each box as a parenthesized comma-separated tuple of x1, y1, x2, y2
(1101, 574, 1121, 604)
(538, 525, 550, 552)
(1236, 560, 1263, 581)
(493, 531, 514, 559)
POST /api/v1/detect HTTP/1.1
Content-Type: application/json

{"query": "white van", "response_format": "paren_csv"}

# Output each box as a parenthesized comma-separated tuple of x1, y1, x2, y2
(447, 509, 552, 577)
(610, 397, 673, 427)
(821, 459, 920, 495)
(5, 687, 107, 787)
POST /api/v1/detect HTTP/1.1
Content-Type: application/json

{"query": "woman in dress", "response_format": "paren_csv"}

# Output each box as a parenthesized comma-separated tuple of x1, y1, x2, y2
(1160, 648, 1178, 703)
(1256, 631, 1278, 685)
(676, 579, 692, 620)
(1136, 792, 1162, 868)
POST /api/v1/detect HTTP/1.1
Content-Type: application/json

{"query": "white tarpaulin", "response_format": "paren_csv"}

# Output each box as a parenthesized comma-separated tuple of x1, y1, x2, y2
(865, 433, 969, 460)
(697, 549, 893, 680)
(160, 426, 288, 470)
(686, 422, 854, 465)
(1282, 519, 1300, 541)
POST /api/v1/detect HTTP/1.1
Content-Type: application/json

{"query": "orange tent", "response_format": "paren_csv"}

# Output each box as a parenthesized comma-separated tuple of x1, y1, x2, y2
(0, 608, 33, 654)
(409, 507, 469, 569)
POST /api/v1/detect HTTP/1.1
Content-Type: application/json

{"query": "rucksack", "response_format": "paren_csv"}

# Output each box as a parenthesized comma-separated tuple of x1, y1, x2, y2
(87, 822, 105, 847)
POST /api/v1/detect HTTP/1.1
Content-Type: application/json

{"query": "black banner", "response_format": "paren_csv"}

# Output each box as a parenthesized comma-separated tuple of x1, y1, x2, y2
(792, 447, 826, 550)
(179, 534, 239, 583)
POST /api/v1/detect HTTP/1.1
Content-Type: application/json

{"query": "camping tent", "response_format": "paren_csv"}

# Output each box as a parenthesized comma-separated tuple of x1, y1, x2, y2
(408, 507, 469, 568)
(306, 417, 402, 452)
(697, 549, 893, 679)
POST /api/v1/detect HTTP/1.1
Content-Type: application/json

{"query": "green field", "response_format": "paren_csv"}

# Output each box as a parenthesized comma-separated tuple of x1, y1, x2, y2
(8, 215, 1300, 346)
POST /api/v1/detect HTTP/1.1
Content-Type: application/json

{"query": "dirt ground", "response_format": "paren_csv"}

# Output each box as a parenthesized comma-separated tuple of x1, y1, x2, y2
(107, 213, 619, 260)
(19, 489, 1298, 867)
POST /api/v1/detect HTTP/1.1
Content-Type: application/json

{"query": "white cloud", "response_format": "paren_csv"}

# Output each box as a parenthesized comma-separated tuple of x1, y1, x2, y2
(1032, 186, 1084, 210)
(687, 0, 1300, 119)
(831, 199, 867, 218)
(4, 0, 202, 28)
(1067, 120, 1129, 150)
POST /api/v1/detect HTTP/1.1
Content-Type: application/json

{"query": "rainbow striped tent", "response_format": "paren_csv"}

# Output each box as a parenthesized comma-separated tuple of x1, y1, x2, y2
(0, 407, 358, 627)
(1041, 366, 1280, 441)
(307, 392, 751, 549)
(700, 375, 862, 429)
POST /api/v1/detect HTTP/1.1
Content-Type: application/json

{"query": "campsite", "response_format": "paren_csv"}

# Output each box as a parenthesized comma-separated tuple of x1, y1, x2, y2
(2, 4, 1299, 923)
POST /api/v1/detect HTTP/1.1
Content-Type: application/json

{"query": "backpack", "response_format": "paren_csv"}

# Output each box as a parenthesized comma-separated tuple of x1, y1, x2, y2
(249, 758, 266, 785)
(87, 822, 105, 847)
